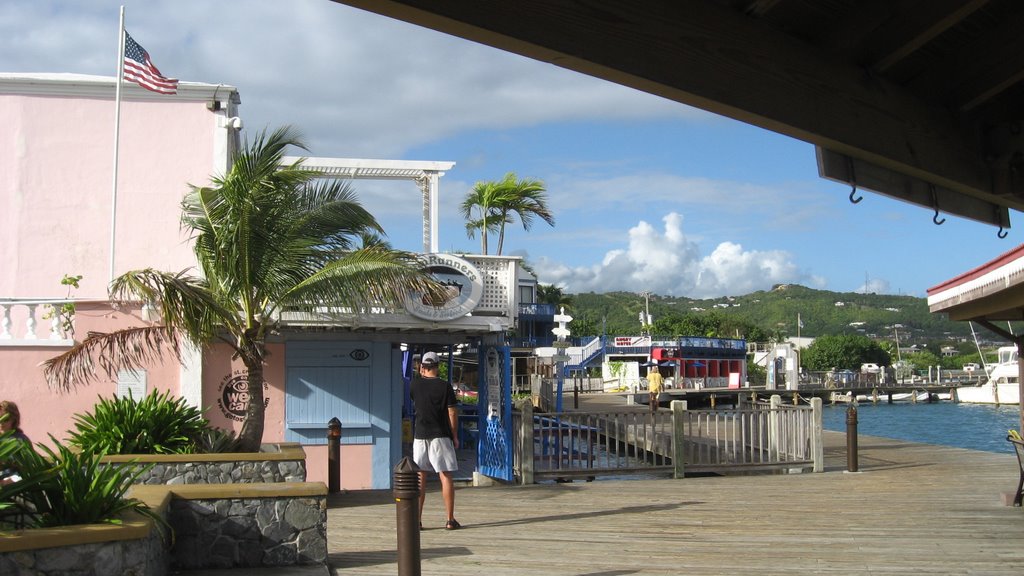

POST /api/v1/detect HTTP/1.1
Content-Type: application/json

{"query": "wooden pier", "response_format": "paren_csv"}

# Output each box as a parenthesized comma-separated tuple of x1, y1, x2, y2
(652, 383, 960, 408)
(325, 430, 1024, 575)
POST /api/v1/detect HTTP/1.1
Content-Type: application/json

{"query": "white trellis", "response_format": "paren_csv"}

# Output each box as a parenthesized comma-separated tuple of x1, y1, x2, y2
(282, 157, 455, 253)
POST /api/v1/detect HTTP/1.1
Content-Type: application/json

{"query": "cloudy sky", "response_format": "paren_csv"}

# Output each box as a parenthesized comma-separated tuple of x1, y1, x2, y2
(2, 0, 1016, 298)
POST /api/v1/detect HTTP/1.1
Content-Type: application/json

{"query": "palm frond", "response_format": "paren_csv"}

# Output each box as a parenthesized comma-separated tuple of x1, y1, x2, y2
(110, 269, 230, 342)
(43, 326, 181, 392)
(283, 246, 444, 311)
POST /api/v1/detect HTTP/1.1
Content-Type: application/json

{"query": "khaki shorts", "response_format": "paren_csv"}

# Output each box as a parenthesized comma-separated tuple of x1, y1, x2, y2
(413, 437, 459, 473)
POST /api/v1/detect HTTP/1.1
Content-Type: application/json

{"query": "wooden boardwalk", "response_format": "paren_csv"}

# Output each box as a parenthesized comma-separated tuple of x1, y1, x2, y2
(326, 431, 1024, 575)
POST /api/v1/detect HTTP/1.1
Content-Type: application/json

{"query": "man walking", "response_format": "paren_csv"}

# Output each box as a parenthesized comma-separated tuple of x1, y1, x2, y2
(410, 351, 461, 530)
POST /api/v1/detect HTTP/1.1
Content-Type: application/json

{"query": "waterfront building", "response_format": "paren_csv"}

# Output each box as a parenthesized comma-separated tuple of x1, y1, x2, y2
(0, 73, 525, 489)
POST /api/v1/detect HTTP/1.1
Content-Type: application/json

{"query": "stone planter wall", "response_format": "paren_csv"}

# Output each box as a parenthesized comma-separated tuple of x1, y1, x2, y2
(0, 482, 327, 576)
(0, 525, 168, 576)
(167, 488, 327, 569)
(0, 495, 171, 576)
(102, 443, 307, 485)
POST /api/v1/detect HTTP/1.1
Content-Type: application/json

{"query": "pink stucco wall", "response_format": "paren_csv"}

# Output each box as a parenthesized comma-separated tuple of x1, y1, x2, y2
(1, 83, 387, 489)
(0, 302, 184, 449)
(0, 92, 215, 298)
(305, 444, 374, 489)
(201, 342, 287, 440)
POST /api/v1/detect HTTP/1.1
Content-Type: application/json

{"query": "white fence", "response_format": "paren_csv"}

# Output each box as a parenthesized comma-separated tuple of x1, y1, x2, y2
(514, 395, 823, 483)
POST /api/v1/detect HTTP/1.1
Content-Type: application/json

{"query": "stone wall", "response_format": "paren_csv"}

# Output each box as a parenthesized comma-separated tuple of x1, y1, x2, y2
(0, 482, 328, 575)
(168, 493, 327, 569)
(135, 459, 305, 485)
(0, 511, 168, 576)
(102, 443, 307, 485)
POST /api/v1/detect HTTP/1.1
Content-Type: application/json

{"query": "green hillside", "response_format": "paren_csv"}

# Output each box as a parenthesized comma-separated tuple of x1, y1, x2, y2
(566, 284, 1016, 349)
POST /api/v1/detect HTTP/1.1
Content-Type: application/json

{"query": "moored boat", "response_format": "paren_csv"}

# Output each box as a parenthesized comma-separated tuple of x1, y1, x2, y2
(955, 346, 1021, 405)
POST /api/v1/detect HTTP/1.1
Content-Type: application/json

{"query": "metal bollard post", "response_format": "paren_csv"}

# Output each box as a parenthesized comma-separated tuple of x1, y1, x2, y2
(394, 457, 421, 576)
(846, 404, 859, 472)
(573, 381, 579, 409)
(327, 417, 341, 493)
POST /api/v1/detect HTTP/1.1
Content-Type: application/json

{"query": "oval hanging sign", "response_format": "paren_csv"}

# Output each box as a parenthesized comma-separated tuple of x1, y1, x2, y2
(404, 254, 484, 321)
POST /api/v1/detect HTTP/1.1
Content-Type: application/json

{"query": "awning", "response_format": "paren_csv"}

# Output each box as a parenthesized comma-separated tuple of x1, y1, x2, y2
(927, 244, 1024, 432)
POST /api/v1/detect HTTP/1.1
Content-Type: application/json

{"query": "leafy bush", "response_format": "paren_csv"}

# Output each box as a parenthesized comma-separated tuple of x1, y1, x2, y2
(1, 429, 51, 528)
(69, 389, 208, 455)
(193, 427, 241, 454)
(1, 435, 168, 538)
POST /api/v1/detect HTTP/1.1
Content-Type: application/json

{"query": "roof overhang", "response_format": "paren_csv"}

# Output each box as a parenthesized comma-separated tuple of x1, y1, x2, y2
(927, 244, 1024, 323)
(332, 0, 1024, 232)
(0, 73, 240, 106)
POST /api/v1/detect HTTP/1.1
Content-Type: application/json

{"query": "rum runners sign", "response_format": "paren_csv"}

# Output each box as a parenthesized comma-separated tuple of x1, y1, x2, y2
(404, 253, 484, 321)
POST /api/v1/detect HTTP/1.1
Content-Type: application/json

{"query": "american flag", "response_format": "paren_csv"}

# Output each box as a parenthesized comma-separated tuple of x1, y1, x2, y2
(123, 31, 178, 94)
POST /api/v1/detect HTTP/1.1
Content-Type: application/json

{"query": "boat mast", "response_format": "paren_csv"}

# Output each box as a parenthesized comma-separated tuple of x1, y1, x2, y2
(970, 321, 987, 373)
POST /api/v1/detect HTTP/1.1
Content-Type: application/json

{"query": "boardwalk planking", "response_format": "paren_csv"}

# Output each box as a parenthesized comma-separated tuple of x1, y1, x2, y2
(327, 430, 1024, 575)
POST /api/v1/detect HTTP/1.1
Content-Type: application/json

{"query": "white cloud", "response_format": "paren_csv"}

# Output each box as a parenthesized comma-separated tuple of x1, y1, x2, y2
(0, 0, 706, 161)
(535, 212, 821, 297)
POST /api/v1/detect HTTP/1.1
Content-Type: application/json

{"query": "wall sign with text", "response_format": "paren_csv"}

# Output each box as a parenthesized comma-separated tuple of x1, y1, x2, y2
(404, 253, 484, 321)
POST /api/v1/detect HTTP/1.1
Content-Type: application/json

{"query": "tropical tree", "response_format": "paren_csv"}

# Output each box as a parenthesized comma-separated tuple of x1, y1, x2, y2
(460, 180, 507, 254)
(491, 172, 554, 255)
(460, 172, 555, 255)
(537, 283, 573, 310)
(43, 126, 442, 451)
(801, 334, 891, 371)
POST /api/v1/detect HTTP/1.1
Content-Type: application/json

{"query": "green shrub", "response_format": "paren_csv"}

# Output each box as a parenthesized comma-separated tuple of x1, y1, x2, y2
(2, 434, 168, 538)
(193, 427, 241, 454)
(1, 429, 52, 528)
(69, 389, 208, 454)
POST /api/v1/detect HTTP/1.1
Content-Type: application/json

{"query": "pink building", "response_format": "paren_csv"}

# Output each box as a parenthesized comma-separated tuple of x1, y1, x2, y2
(0, 73, 521, 489)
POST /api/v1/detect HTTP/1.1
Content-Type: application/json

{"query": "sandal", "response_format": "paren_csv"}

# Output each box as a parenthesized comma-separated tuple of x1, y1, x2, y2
(445, 519, 461, 530)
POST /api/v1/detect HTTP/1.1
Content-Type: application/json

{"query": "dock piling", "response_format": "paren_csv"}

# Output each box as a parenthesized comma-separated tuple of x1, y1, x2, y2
(846, 405, 859, 473)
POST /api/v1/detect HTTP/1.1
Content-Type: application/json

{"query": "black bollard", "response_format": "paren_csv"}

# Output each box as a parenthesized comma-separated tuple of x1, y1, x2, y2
(327, 417, 341, 493)
(846, 404, 859, 472)
(573, 381, 579, 409)
(394, 456, 421, 576)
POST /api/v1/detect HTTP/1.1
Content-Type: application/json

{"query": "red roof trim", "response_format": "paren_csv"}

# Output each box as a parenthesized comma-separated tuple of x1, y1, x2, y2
(926, 243, 1024, 296)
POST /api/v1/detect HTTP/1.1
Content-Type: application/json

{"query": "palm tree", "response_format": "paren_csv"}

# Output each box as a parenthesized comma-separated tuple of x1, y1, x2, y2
(459, 180, 507, 254)
(43, 126, 442, 451)
(491, 172, 554, 255)
(537, 283, 573, 311)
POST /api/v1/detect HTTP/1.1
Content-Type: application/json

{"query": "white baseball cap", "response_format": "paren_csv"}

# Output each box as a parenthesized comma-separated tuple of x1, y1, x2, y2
(421, 351, 439, 366)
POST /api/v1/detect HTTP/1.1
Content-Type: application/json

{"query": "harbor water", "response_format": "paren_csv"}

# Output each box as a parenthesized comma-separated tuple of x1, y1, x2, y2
(822, 401, 1021, 454)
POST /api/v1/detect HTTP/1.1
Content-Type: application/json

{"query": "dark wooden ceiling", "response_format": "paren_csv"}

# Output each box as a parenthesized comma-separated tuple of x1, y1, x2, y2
(334, 0, 1024, 232)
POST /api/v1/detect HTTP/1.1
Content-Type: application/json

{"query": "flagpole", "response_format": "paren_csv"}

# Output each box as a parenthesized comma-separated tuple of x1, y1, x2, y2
(110, 6, 126, 283)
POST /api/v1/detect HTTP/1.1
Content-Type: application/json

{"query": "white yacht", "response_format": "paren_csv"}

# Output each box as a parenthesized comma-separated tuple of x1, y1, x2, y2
(955, 346, 1021, 405)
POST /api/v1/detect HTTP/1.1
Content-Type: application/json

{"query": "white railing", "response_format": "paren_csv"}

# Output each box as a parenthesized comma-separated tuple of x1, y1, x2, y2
(569, 336, 603, 365)
(514, 395, 822, 483)
(0, 299, 76, 345)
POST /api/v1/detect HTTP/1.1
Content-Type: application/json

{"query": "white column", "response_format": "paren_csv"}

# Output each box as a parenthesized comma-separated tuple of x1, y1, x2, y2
(179, 332, 204, 408)
(418, 176, 431, 253)
(428, 171, 440, 253)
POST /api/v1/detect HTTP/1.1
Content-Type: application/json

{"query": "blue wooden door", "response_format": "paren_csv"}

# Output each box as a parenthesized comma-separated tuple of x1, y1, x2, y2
(477, 344, 513, 481)
(285, 340, 399, 488)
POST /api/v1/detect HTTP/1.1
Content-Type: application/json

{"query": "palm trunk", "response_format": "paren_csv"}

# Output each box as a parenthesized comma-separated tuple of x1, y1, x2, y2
(481, 224, 488, 255)
(237, 349, 266, 452)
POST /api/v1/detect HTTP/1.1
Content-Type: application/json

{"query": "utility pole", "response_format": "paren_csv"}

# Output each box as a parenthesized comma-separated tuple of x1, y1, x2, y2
(639, 291, 652, 335)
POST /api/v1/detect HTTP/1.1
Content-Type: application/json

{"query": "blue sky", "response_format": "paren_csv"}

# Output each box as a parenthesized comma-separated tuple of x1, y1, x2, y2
(2, 0, 1016, 298)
